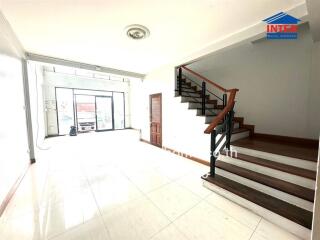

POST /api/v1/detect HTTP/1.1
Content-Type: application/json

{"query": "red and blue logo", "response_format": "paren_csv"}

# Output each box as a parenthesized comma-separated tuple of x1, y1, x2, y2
(263, 12, 300, 40)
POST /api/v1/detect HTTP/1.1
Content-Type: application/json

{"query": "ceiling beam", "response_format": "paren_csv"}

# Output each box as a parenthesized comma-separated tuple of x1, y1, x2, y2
(26, 53, 145, 79)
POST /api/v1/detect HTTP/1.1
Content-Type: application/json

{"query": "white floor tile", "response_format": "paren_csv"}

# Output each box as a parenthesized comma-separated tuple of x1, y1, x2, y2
(205, 192, 261, 229)
(125, 168, 171, 193)
(0, 130, 302, 240)
(102, 196, 170, 240)
(147, 182, 201, 221)
(174, 201, 254, 240)
(0, 211, 42, 240)
(49, 216, 111, 240)
(90, 175, 144, 214)
(250, 219, 302, 240)
(150, 224, 189, 240)
(176, 173, 212, 198)
(39, 189, 100, 239)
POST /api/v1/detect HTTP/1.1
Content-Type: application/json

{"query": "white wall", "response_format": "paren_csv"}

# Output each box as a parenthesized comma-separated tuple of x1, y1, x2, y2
(42, 71, 131, 136)
(188, 25, 319, 139)
(28, 63, 47, 149)
(0, 11, 29, 205)
(132, 64, 211, 161)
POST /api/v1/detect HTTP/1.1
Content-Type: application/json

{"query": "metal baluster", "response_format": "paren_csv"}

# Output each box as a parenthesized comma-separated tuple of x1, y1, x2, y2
(178, 67, 182, 96)
(226, 110, 234, 150)
(222, 93, 227, 124)
(222, 94, 227, 108)
(202, 81, 206, 115)
(210, 130, 217, 176)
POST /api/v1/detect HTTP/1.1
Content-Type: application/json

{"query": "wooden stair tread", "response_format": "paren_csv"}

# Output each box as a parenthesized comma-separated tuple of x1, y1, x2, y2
(215, 161, 315, 202)
(202, 174, 313, 229)
(221, 152, 316, 180)
(232, 137, 318, 162)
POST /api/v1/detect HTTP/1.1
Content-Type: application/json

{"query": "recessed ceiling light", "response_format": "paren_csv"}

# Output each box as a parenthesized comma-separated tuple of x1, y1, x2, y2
(125, 24, 150, 40)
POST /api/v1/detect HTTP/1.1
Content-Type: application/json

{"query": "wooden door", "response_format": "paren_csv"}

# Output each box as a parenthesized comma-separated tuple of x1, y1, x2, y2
(150, 93, 162, 147)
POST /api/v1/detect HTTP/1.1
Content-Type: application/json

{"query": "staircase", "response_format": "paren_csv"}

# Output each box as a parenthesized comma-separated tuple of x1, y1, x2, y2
(175, 66, 318, 240)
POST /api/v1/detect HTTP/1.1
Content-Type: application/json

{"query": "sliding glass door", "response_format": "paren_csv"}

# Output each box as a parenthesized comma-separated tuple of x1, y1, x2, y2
(95, 96, 113, 131)
(56, 87, 125, 134)
(75, 95, 96, 132)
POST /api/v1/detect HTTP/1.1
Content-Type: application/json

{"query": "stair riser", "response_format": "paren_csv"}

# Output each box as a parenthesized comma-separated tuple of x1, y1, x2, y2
(219, 155, 316, 190)
(181, 96, 208, 102)
(231, 146, 317, 171)
(203, 180, 311, 240)
(215, 168, 314, 211)
(196, 109, 219, 115)
(233, 122, 240, 129)
(189, 102, 215, 108)
(205, 115, 215, 123)
(231, 130, 250, 141)
(180, 92, 203, 97)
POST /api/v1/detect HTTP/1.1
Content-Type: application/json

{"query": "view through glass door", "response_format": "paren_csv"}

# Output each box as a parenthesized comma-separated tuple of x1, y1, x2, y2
(95, 96, 113, 131)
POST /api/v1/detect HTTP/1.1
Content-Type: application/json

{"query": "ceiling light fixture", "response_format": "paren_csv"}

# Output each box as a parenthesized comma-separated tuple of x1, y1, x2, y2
(125, 24, 150, 40)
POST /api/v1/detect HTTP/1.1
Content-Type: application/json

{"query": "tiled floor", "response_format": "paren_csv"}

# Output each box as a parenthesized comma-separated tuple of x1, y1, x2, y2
(0, 130, 302, 240)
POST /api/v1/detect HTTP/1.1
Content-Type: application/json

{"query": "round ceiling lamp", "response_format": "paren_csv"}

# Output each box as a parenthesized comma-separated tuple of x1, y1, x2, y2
(125, 24, 150, 40)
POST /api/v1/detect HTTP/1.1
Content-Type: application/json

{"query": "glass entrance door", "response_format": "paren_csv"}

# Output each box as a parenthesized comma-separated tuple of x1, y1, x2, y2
(95, 96, 113, 131)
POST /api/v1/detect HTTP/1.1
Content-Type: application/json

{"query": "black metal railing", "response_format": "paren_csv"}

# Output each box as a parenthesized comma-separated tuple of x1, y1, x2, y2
(176, 66, 237, 177)
(209, 107, 234, 176)
(176, 67, 227, 116)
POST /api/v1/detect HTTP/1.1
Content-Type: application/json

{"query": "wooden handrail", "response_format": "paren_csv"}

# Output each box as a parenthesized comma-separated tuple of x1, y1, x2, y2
(204, 89, 238, 134)
(181, 66, 227, 92)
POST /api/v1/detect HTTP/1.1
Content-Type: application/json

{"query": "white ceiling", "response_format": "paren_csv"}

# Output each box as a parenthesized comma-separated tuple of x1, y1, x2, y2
(1, 0, 305, 74)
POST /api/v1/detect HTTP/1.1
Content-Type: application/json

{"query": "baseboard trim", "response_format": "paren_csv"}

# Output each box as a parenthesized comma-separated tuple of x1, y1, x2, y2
(0, 164, 30, 217)
(140, 138, 209, 166)
(254, 133, 319, 148)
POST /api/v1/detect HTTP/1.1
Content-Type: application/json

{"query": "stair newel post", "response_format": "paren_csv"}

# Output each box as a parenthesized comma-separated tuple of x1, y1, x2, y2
(178, 67, 182, 96)
(202, 81, 206, 115)
(210, 129, 217, 176)
(226, 109, 234, 150)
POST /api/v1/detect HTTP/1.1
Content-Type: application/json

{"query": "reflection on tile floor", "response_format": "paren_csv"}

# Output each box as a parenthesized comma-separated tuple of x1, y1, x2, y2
(0, 130, 302, 240)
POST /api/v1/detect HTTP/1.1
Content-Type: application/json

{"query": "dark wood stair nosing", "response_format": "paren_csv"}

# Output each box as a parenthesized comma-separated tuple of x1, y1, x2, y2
(215, 161, 315, 202)
(202, 174, 313, 229)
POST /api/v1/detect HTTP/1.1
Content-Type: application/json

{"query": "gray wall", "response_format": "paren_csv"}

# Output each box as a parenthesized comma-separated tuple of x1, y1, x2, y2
(188, 25, 319, 139)
(0, 11, 30, 204)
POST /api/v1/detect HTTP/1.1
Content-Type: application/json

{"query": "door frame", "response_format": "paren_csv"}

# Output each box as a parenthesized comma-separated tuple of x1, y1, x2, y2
(95, 95, 114, 132)
(149, 93, 162, 147)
